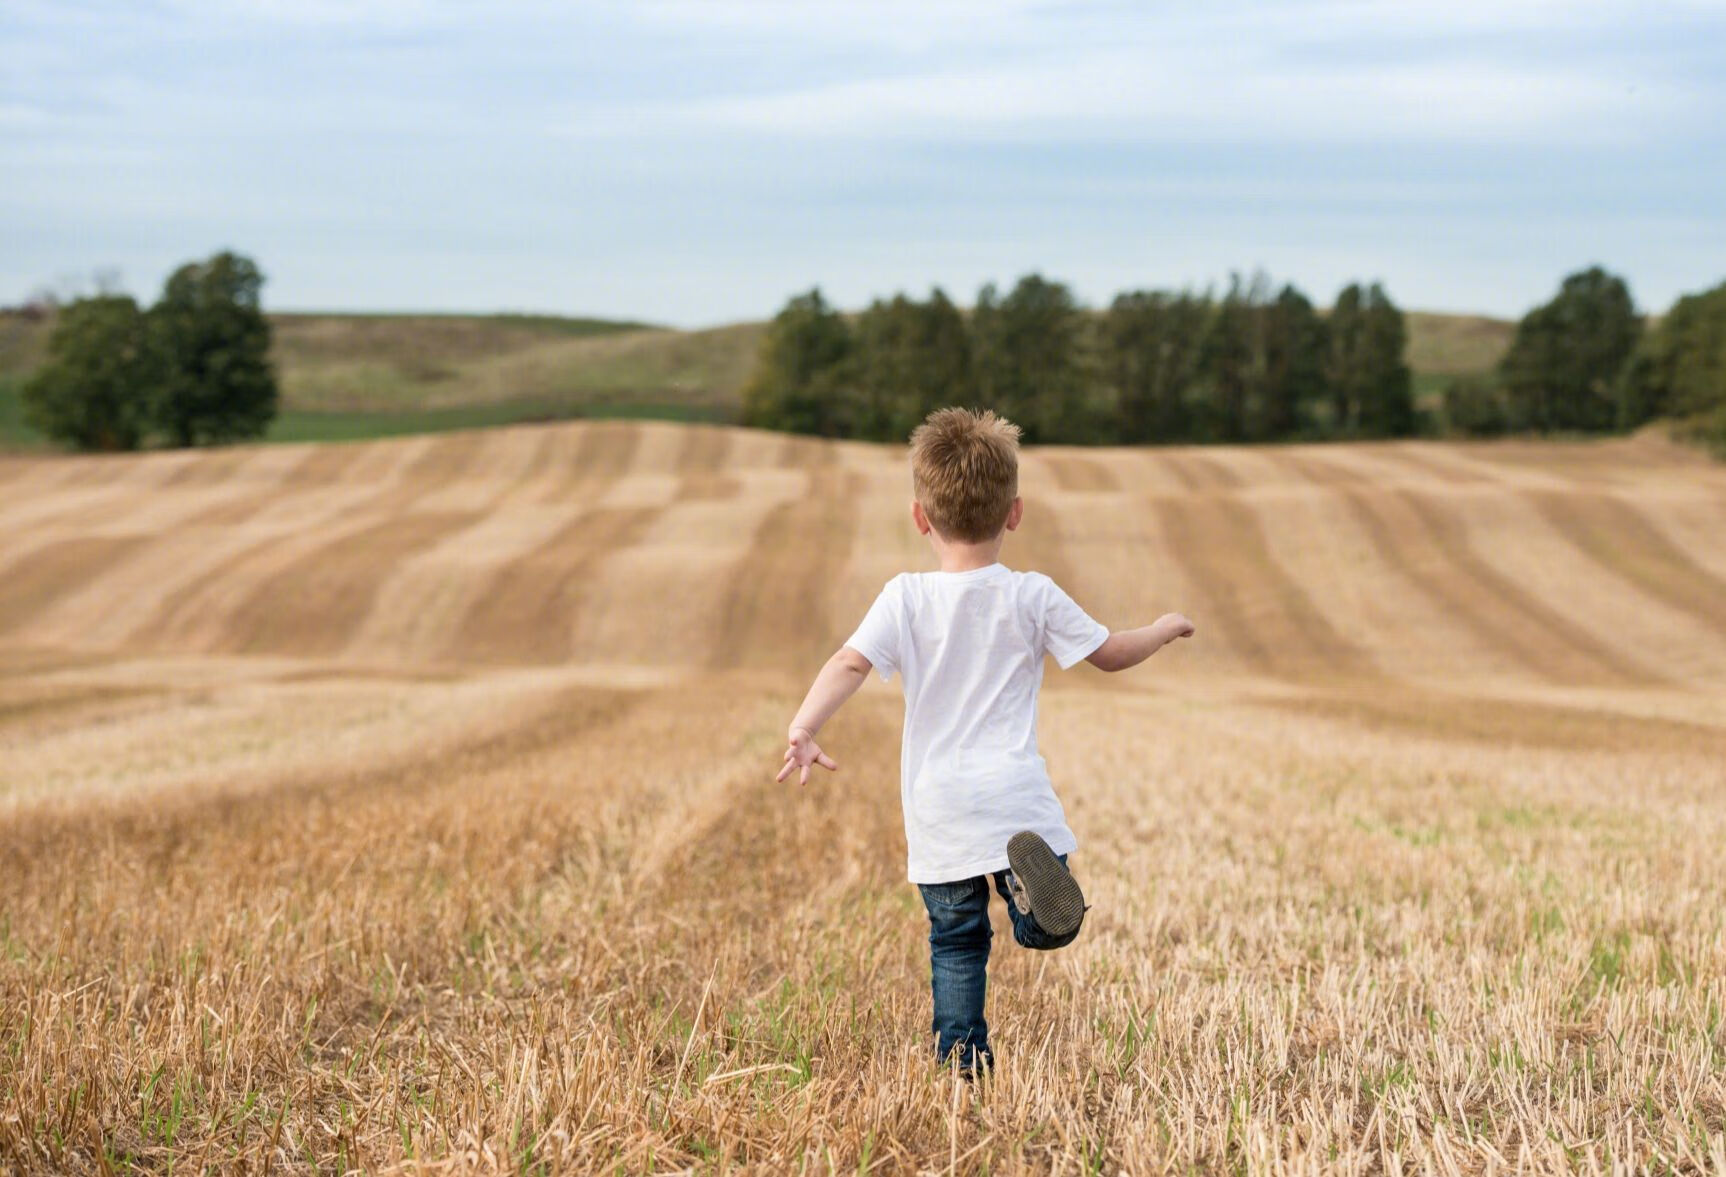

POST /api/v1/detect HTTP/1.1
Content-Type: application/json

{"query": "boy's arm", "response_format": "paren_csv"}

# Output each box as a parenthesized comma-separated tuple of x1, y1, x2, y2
(776, 646, 874, 786)
(1086, 612, 1195, 672)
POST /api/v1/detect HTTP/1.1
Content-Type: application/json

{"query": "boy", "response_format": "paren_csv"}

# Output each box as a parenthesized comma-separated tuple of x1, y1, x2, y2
(775, 407, 1194, 1076)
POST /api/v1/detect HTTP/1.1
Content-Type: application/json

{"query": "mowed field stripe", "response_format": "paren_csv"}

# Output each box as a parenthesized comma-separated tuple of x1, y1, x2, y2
(673, 423, 740, 501)
(450, 506, 666, 665)
(708, 463, 861, 673)
(96, 440, 469, 655)
(1527, 490, 1726, 639)
(1042, 453, 1121, 493)
(212, 511, 489, 657)
(0, 537, 155, 636)
(1152, 453, 1378, 682)
(1394, 489, 1666, 686)
(1252, 688, 1726, 757)
(1276, 445, 1687, 686)
(1264, 451, 1549, 682)
(0, 679, 655, 876)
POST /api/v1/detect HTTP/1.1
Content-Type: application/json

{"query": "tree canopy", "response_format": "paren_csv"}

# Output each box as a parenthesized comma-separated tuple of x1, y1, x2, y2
(742, 271, 1417, 446)
(1499, 266, 1641, 433)
(151, 252, 277, 447)
(22, 295, 159, 452)
(21, 251, 279, 452)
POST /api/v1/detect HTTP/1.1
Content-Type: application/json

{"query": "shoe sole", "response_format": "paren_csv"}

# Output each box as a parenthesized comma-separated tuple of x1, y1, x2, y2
(1006, 832, 1086, 938)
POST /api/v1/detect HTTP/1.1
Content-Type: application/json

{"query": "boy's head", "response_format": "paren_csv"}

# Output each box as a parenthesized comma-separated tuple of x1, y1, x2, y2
(909, 407, 1022, 543)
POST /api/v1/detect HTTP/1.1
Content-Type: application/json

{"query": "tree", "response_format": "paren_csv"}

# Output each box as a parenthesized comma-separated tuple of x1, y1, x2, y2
(1500, 266, 1640, 433)
(1358, 284, 1414, 436)
(1105, 290, 1209, 442)
(1616, 279, 1726, 428)
(1326, 282, 1413, 437)
(1191, 273, 1329, 443)
(852, 288, 973, 441)
(1260, 284, 1329, 440)
(21, 295, 159, 451)
(739, 288, 855, 436)
(1325, 284, 1367, 434)
(1194, 273, 1265, 442)
(150, 251, 277, 446)
(971, 274, 1090, 443)
(1443, 375, 1510, 436)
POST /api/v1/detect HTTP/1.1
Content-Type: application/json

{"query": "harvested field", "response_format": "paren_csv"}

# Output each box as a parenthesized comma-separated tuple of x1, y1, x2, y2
(2, 423, 1725, 1173)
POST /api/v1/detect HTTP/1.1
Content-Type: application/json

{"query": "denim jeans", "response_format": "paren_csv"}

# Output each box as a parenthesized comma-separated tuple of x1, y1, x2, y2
(916, 854, 1078, 1071)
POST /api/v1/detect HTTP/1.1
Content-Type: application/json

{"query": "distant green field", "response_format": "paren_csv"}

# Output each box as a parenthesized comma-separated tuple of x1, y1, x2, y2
(0, 381, 727, 450)
(0, 307, 1512, 451)
(0, 378, 38, 449)
(265, 399, 727, 443)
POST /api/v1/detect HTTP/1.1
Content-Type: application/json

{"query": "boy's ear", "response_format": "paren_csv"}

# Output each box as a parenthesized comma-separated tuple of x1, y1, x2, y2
(911, 499, 932, 536)
(1004, 496, 1024, 532)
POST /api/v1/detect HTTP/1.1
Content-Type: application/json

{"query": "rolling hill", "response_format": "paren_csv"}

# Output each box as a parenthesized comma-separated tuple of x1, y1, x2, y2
(1, 419, 1718, 688)
(0, 308, 1509, 448)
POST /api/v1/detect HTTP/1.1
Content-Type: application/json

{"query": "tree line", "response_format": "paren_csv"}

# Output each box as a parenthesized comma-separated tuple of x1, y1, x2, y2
(746, 267, 1726, 451)
(743, 273, 1413, 445)
(23, 251, 277, 451)
(1445, 267, 1726, 450)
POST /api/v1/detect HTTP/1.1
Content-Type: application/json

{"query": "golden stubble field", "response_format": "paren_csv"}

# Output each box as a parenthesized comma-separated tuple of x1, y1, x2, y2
(2, 421, 1725, 1174)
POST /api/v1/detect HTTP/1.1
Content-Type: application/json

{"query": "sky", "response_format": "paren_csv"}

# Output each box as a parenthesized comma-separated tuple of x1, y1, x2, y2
(3, 0, 1723, 327)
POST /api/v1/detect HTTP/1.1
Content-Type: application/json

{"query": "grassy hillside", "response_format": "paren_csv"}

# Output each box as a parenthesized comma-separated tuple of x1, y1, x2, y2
(0, 308, 1506, 450)
(2, 421, 1723, 1171)
(0, 311, 760, 449)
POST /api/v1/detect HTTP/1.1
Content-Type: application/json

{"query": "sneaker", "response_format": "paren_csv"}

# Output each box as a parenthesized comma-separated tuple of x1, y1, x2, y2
(1005, 831, 1087, 938)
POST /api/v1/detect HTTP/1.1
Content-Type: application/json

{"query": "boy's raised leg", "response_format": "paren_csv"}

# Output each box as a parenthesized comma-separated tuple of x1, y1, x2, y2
(999, 831, 1086, 948)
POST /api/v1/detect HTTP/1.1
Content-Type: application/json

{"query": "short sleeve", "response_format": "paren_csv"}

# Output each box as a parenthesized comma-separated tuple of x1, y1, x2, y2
(844, 576, 904, 681)
(1039, 576, 1110, 669)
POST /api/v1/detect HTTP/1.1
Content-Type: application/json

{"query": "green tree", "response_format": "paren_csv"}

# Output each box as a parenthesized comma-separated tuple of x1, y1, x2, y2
(1104, 290, 1209, 442)
(1443, 375, 1510, 436)
(1326, 282, 1413, 437)
(1500, 266, 1641, 433)
(1195, 275, 1258, 442)
(21, 295, 159, 451)
(1193, 273, 1328, 443)
(971, 274, 1090, 443)
(739, 288, 855, 436)
(1325, 284, 1367, 434)
(1616, 279, 1726, 428)
(1358, 284, 1413, 436)
(852, 288, 973, 440)
(150, 251, 277, 446)
(1260, 283, 1329, 440)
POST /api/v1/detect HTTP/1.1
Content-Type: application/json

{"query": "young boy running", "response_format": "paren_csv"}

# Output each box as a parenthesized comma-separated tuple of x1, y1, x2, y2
(775, 407, 1194, 1076)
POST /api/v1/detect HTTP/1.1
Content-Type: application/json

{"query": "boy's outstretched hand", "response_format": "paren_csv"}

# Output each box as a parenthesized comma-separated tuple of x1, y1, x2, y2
(1156, 612, 1196, 640)
(777, 726, 838, 786)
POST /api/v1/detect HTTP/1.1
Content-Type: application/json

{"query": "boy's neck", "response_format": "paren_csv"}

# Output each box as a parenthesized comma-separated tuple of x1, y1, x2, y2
(930, 534, 1005, 574)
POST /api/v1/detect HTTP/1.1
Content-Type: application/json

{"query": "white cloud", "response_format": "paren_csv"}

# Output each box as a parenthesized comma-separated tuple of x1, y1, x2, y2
(549, 0, 1697, 146)
(575, 45, 1674, 146)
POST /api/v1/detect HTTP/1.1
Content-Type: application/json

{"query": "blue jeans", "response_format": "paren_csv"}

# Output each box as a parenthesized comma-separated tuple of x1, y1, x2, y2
(917, 854, 1078, 1071)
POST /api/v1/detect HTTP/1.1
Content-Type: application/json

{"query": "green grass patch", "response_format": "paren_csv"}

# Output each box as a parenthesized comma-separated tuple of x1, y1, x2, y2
(0, 377, 46, 449)
(0, 381, 730, 452)
(265, 399, 729, 444)
(272, 310, 657, 336)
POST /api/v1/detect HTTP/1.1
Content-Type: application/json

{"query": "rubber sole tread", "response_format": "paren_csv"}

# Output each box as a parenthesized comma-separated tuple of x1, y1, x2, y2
(1006, 830, 1086, 938)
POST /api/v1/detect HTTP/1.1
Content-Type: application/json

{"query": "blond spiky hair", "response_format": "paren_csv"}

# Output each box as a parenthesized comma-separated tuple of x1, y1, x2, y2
(908, 407, 1022, 543)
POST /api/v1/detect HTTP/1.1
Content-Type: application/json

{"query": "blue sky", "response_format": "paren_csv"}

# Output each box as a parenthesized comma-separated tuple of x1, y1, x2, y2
(3, 0, 1723, 326)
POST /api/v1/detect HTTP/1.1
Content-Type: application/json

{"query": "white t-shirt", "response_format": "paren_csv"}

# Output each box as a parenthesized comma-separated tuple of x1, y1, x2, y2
(843, 562, 1110, 884)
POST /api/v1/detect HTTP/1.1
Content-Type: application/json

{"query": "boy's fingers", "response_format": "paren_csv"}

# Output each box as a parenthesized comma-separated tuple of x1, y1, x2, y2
(775, 762, 792, 782)
(816, 752, 837, 770)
